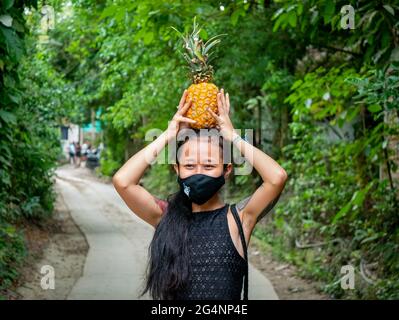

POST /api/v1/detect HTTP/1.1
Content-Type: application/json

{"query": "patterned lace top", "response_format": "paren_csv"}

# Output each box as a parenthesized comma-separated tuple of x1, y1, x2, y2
(174, 203, 247, 300)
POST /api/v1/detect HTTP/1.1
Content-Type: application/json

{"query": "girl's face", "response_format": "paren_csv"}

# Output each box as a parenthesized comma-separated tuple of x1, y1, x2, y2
(174, 136, 232, 179)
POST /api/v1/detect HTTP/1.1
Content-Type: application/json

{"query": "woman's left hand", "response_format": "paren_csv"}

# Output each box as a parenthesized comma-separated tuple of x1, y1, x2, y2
(206, 88, 236, 141)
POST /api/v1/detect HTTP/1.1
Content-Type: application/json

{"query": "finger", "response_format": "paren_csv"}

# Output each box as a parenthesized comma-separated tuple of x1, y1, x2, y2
(178, 90, 188, 109)
(179, 99, 192, 115)
(226, 92, 230, 114)
(217, 93, 225, 115)
(221, 88, 226, 110)
(178, 115, 197, 124)
(207, 107, 221, 121)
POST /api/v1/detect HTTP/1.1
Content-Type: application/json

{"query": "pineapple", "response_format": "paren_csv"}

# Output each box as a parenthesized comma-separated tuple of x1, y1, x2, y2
(173, 18, 225, 129)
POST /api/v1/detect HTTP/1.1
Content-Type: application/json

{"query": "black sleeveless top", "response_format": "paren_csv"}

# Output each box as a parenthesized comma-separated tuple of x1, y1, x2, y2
(175, 203, 247, 300)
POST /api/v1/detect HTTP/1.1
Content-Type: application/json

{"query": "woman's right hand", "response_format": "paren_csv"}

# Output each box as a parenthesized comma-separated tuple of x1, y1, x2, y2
(167, 90, 196, 140)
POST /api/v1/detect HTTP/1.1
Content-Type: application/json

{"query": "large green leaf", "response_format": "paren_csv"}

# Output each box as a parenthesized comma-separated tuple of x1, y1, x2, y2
(323, 1, 335, 24)
(0, 110, 16, 124)
(0, 25, 23, 62)
(2, 0, 14, 10)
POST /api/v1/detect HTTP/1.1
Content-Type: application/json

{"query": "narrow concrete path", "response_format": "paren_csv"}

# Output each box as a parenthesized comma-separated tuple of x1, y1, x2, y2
(55, 165, 278, 300)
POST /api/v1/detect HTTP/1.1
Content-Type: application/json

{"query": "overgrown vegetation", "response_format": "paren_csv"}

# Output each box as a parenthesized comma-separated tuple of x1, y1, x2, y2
(0, 0, 80, 297)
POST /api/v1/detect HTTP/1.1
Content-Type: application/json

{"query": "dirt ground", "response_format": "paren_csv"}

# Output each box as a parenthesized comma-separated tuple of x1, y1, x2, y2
(248, 237, 330, 300)
(6, 183, 89, 300)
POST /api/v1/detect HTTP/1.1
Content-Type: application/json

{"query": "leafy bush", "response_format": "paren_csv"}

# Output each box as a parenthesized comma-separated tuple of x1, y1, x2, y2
(0, 223, 26, 295)
(0, 0, 75, 295)
(257, 64, 399, 299)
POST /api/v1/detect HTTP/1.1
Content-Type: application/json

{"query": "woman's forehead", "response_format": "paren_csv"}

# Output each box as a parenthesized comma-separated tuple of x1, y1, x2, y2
(178, 137, 222, 164)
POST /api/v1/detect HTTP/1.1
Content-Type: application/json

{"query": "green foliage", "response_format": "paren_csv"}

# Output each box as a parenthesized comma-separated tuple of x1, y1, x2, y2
(142, 164, 178, 200)
(99, 149, 122, 177)
(285, 65, 359, 122)
(261, 63, 399, 299)
(0, 0, 79, 295)
(0, 222, 27, 294)
(271, 0, 399, 66)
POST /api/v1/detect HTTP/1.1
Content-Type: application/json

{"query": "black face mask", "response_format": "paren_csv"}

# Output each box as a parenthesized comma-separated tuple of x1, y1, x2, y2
(177, 172, 226, 205)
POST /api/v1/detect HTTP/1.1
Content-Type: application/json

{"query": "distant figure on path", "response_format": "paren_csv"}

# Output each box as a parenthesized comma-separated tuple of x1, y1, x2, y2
(75, 142, 82, 167)
(68, 142, 75, 165)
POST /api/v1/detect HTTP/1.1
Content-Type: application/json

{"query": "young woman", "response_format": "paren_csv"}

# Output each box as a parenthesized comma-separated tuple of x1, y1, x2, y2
(112, 89, 288, 300)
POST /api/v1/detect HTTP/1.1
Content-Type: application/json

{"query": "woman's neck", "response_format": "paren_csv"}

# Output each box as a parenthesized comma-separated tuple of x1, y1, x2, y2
(191, 193, 225, 212)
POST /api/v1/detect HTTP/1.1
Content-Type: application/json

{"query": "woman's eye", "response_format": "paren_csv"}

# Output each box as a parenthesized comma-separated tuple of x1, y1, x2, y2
(185, 164, 194, 169)
(205, 165, 215, 169)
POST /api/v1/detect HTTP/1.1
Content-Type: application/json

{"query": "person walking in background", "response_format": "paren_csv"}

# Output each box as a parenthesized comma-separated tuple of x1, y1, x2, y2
(75, 142, 82, 167)
(81, 140, 89, 164)
(68, 141, 75, 165)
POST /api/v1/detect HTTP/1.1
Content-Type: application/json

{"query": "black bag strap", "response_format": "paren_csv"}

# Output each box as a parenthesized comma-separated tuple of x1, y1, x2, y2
(230, 203, 248, 300)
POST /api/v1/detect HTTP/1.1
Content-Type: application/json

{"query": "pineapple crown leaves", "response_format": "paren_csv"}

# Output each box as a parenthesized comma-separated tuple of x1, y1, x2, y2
(171, 17, 227, 82)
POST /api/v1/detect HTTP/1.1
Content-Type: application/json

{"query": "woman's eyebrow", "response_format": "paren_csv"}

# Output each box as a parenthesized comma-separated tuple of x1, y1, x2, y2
(205, 159, 217, 163)
(182, 157, 219, 163)
(181, 160, 196, 165)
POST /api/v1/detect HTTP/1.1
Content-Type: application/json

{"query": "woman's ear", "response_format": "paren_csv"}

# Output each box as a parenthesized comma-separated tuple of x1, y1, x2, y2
(173, 164, 179, 175)
(224, 163, 233, 179)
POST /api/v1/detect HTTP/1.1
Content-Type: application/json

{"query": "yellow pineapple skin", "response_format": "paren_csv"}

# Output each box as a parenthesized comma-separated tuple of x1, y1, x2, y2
(185, 82, 219, 129)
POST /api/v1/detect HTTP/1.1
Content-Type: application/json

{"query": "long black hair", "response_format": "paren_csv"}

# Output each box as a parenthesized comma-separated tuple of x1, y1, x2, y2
(140, 129, 228, 300)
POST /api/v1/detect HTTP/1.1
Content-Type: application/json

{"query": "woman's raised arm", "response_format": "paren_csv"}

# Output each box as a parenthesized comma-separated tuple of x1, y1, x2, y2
(112, 90, 195, 228)
(207, 89, 288, 228)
